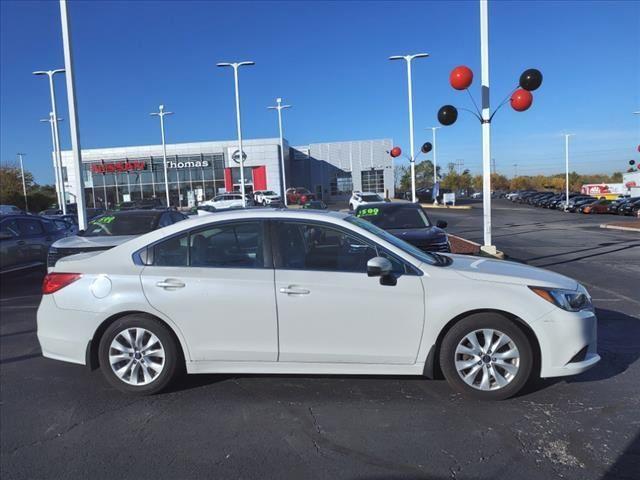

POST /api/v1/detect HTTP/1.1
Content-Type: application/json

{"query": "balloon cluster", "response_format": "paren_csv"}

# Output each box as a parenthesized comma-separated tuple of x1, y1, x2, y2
(437, 66, 543, 126)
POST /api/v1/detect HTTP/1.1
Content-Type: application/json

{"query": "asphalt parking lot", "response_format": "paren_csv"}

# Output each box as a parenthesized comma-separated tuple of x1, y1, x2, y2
(1, 201, 639, 480)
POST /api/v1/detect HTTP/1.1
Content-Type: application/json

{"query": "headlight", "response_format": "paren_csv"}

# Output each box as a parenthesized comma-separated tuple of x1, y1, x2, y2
(529, 285, 593, 312)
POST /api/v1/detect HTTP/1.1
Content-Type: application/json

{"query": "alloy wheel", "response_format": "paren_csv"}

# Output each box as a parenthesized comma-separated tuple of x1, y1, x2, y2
(109, 328, 166, 386)
(454, 328, 520, 391)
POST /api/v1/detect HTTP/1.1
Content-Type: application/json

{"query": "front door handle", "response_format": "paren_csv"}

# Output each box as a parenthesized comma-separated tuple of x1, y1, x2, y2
(279, 286, 310, 295)
(156, 279, 185, 289)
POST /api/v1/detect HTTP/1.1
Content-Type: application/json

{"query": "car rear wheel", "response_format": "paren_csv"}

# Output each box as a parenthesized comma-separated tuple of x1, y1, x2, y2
(439, 313, 533, 400)
(98, 314, 180, 395)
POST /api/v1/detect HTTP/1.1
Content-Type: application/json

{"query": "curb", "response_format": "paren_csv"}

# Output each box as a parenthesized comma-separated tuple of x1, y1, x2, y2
(448, 234, 506, 259)
(600, 223, 640, 233)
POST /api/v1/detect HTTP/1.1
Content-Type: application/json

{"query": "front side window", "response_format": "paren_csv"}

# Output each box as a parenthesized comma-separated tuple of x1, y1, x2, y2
(0, 219, 19, 237)
(276, 221, 377, 273)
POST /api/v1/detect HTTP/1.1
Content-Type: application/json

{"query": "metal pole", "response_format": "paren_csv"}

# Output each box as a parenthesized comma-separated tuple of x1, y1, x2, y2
(406, 59, 417, 203)
(102, 173, 107, 209)
(150, 158, 156, 197)
(151, 105, 172, 208)
(17, 153, 28, 211)
(175, 156, 181, 207)
(90, 167, 96, 207)
(564, 134, 574, 211)
(268, 98, 291, 205)
(233, 66, 246, 206)
(480, 0, 493, 251)
(47, 73, 67, 215)
(59, 0, 87, 229)
(41, 113, 63, 208)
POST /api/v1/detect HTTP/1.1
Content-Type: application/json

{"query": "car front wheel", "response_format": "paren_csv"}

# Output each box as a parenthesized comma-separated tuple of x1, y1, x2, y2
(98, 314, 180, 395)
(439, 313, 533, 400)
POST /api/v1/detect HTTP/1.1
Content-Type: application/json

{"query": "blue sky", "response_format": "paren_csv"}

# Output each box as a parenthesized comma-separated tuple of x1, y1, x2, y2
(1, 0, 639, 184)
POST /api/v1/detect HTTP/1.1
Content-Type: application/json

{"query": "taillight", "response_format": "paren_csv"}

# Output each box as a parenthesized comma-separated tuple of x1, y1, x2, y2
(42, 273, 82, 295)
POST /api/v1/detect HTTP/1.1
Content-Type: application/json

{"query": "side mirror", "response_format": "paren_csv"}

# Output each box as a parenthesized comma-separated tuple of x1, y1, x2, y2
(367, 257, 397, 286)
(436, 220, 448, 229)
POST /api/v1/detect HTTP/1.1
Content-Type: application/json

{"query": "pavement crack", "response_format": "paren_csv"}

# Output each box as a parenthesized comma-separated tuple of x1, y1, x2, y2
(308, 406, 322, 455)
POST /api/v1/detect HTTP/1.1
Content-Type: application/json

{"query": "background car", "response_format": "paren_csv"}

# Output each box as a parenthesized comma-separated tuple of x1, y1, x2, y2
(349, 191, 385, 211)
(1, 215, 69, 274)
(200, 193, 253, 209)
(301, 200, 328, 210)
(354, 202, 450, 252)
(286, 187, 315, 205)
(47, 209, 187, 267)
(0, 204, 23, 216)
(620, 199, 640, 216)
(567, 197, 596, 212)
(581, 199, 611, 214)
(43, 215, 79, 235)
(253, 190, 281, 206)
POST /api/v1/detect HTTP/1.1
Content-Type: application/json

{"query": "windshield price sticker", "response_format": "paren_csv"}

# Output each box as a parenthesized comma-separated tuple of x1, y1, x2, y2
(357, 208, 380, 218)
(91, 216, 116, 225)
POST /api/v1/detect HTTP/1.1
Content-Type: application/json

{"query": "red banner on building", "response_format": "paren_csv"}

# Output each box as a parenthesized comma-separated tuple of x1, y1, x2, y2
(91, 161, 146, 174)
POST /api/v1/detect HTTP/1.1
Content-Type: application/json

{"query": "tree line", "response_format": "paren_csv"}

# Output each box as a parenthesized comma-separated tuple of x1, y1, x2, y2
(396, 160, 624, 195)
(0, 164, 58, 212)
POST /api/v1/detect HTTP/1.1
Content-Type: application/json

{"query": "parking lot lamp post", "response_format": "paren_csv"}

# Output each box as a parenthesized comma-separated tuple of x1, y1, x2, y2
(16, 153, 28, 211)
(150, 105, 173, 208)
(564, 133, 575, 211)
(33, 69, 66, 214)
(217, 61, 255, 208)
(268, 98, 291, 205)
(39, 113, 65, 209)
(427, 126, 441, 202)
(390, 53, 429, 203)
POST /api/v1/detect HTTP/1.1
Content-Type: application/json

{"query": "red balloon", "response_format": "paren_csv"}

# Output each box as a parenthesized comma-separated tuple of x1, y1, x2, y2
(637, 144, 640, 153)
(450, 66, 473, 90)
(510, 89, 533, 112)
(390, 146, 402, 158)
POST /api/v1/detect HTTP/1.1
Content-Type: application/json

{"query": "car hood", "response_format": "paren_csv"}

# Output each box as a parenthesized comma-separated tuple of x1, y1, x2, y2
(445, 254, 579, 290)
(52, 235, 136, 249)
(387, 226, 447, 245)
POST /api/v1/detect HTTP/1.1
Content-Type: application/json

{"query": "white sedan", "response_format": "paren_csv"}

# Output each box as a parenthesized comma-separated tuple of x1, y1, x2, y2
(37, 209, 599, 399)
(200, 193, 252, 209)
(349, 191, 385, 211)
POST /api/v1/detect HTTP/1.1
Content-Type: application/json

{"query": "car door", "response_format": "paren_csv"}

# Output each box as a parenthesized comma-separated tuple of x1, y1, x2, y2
(17, 218, 50, 265)
(140, 220, 278, 362)
(272, 220, 425, 364)
(0, 218, 22, 271)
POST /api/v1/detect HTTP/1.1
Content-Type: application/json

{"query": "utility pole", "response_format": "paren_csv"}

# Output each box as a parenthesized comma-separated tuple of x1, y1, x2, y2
(512, 163, 518, 178)
(564, 134, 575, 211)
(17, 153, 28, 211)
(267, 97, 292, 205)
(150, 105, 174, 207)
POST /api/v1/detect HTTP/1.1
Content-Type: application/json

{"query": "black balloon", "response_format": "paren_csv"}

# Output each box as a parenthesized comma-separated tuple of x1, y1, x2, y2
(630, 160, 636, 166)
(421, 142, 433, 153)
(519, 69, 543, 91)
(438, 105, 458, 126)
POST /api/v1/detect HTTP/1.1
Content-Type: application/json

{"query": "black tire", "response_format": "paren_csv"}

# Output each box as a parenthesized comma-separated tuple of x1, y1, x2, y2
(98, 314, 181, 395)
(439, 313, 533, 400)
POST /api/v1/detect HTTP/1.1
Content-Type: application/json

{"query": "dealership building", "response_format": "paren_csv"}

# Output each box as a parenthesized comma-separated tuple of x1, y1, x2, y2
(58, 137, 394, 208)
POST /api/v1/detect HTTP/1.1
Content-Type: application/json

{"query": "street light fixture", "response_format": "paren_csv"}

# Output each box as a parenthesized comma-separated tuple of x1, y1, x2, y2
(217, 61, 255, 208)
(564, 133, 575, 211)
(33, 68, 66, 214)
(267, 97, 291, 206)
(150, 105, 174, 208)
(389, 53, 429, 203)
(40, 113, 65, 208)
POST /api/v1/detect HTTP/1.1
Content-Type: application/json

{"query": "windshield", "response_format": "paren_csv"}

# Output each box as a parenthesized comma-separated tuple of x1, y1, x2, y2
(81, 212, 160, 237)
(361, 194, 383, 202)
(346, 215, 439, 266)
(355, 205, 431, 229)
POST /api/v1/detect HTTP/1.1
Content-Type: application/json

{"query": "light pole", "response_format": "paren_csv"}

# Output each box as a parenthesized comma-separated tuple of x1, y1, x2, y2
(427, 126, 441, 203)
(17, 153, 28, 211)
(389, 53, 429, 203)
(267, 97, 291, 205)
(33, 68, 66, 214)
(39, 113, 65, 208)
(150, 105, 173, 208)
(217, 61, 254, 208)
(59, 0, 88, 230)
(564, 133, 575, 211)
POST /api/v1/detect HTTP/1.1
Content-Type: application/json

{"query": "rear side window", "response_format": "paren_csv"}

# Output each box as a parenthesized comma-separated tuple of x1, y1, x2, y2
(153, 234, 188, 267)
(18, 219, 44, 236)
(190, 222, 263, 268)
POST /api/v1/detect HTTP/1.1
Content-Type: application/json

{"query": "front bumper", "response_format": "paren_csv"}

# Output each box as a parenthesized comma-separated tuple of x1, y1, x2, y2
(534, 308, 600, 378)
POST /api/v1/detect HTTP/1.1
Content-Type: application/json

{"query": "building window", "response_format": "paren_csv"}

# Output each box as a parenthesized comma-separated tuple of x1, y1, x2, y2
(62, 167, 68, 182)
(361, 169, 384, 193)
(330, 172, 353, 195)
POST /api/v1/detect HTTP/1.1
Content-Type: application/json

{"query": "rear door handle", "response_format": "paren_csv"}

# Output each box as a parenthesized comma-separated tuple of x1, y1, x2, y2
(279, 286, 310, 295)
(156, 279, 186, 289)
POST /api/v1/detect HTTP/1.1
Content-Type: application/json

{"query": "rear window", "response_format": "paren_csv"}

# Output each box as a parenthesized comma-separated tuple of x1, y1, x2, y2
(82, 213, 160, 237)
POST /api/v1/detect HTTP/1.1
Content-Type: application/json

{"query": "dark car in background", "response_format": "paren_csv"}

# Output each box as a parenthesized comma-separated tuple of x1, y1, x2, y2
(302, 200, 328, 210)
(620, 199, 640, 216)
(609, 197, 639, 215)
(47, 209, 187, 267)
(405, 187, 452, 203)
(566, 197, 596, 212)
(581, 199, 612, 214)
(0, 215, 70, 274)
(354, 202, 450, 253)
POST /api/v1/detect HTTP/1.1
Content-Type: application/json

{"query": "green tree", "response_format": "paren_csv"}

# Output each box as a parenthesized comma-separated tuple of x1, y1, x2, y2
(0, 164, 57, 212)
